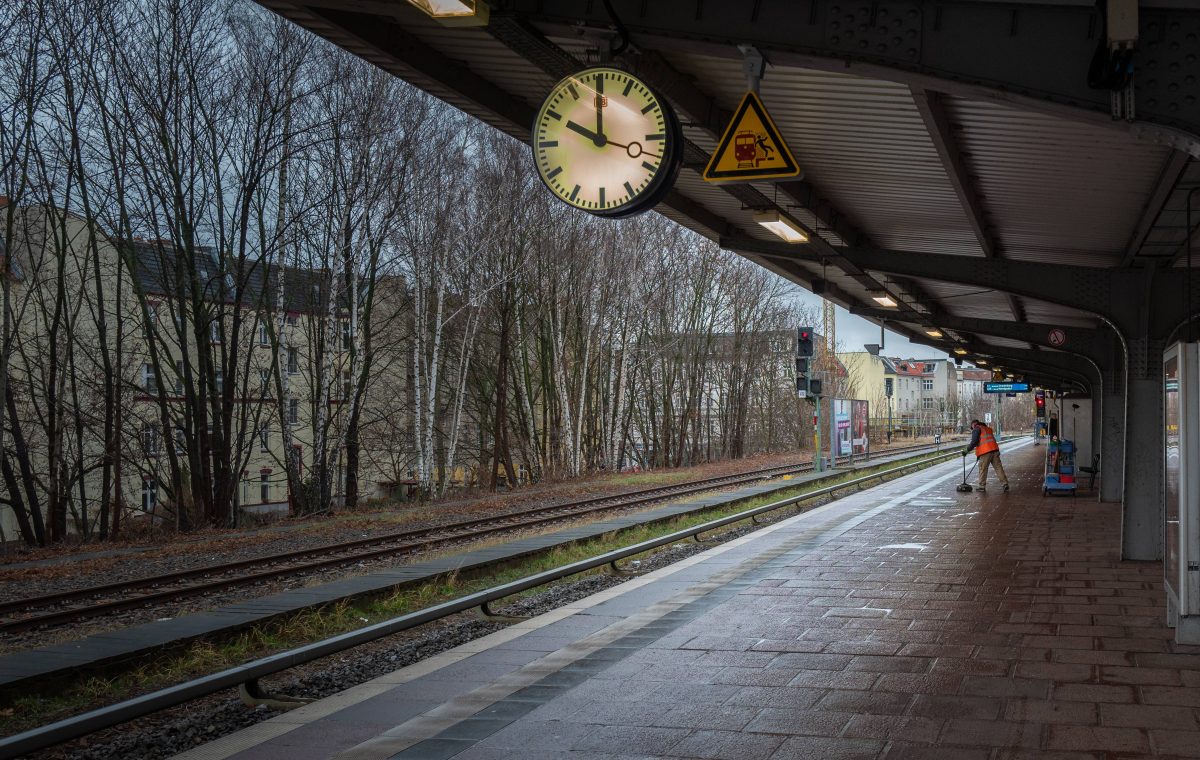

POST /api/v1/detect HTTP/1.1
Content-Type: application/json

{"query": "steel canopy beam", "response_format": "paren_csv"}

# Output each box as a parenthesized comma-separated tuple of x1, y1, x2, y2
(1121, 150, 1191, 266)
(910, 87, 1025, 324)
(517, 1, 1200, 155)
(848, 306, 1111, 365)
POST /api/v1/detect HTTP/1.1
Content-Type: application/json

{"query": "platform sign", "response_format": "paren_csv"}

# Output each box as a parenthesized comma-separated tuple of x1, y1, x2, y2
(984, 381, 1031, 393)
(702, 91, 800, 183)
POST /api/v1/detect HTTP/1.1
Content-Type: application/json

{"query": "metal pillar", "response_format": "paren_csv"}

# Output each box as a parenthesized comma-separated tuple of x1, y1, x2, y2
(1121, 335, 1166, 561)
(814, 398, 823, 472)
(1100, 336, 1126, 503)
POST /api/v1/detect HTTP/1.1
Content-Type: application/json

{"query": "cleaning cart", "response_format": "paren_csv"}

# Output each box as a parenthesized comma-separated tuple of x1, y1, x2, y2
(1043, 438, 1077, 496)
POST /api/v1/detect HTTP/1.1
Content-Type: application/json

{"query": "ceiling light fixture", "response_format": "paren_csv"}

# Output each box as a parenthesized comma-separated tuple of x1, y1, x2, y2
(405, 0, 489, 23)
(953, 347, 968, 356)
(925, 329, 944, 338)
(872, 294, 898, 308)
(754, 210, 809, 243)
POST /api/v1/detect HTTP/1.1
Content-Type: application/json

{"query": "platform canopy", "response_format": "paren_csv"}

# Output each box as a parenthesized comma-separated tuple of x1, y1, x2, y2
(259, 0, 1200, 392)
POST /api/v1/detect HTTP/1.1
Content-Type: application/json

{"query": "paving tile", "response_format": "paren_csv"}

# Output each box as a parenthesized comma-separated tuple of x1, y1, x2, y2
(939, 717, 1042, 749)
(722, 685, 826, 710)
(1044, 725, 1150, 753)
(570, 725, 692, 755)
(814, 689, 912, 715)
(959, 676, 1051, 699)
(909, 694, 1002, 720)
(1149, 728, 1200, 757)
(743, 707, 853, 737)
(1097, 702, 1200, 730)
(883, 742, 991, 760)
(1002, 698, 1098, 725)
(769, 736, 885, 759)
(666, 729, 783, 760)
(842, 714, 943, 744)
(1050, 683, 1137, 703)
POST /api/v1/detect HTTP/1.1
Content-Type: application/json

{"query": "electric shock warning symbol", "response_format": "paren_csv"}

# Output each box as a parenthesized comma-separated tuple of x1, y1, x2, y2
(704, 91, 800, 183)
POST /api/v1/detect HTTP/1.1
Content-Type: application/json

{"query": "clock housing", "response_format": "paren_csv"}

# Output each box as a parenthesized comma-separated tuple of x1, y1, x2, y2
(531, 67, 682, 219)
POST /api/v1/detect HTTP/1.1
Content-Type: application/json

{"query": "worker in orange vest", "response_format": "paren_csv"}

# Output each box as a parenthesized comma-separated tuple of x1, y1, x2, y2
(963, 419, 1009, 492)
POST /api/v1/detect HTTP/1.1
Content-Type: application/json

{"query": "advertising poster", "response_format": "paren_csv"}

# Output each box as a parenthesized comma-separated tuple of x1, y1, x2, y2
(833, 399, 851, 456)
(851, 400, 870, 456)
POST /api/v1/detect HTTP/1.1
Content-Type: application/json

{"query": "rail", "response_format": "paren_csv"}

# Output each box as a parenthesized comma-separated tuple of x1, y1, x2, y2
(0, 439, 1035, 757)
(0, 437, 970, 633)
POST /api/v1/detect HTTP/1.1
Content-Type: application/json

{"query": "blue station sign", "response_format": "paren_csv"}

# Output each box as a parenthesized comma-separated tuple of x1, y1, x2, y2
(984, 381, 1031, 393)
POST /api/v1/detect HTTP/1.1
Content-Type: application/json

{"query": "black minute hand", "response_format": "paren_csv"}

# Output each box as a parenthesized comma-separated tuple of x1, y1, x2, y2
(595, 75, 604, 141)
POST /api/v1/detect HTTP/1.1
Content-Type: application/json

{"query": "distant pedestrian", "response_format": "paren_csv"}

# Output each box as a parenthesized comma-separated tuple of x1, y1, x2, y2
(963, 419, 1009, 492)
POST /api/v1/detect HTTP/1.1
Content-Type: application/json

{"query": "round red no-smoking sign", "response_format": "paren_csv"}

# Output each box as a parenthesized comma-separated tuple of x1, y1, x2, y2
(1048, 328, 1066, 347)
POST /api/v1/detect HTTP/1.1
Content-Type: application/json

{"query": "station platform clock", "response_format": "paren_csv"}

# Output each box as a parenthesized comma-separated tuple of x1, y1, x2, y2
(532, 67, 682, 218)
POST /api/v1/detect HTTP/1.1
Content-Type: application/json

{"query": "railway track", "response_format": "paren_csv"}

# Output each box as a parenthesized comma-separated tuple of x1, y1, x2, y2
(0, 439, 964, 635)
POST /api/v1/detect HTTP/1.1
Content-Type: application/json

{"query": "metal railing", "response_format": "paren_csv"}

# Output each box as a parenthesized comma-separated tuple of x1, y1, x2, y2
(0, 437, 1026, 758)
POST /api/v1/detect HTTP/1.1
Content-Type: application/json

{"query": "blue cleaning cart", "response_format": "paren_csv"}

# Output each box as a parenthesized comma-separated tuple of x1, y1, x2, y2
(1043, 438, 1077, 496)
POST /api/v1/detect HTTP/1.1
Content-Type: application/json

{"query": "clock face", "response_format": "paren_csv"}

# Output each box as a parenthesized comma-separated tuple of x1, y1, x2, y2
(532, 67, 681, 218)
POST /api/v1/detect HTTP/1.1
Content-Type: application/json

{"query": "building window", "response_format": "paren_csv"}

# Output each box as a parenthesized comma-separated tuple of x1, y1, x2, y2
(341, 320, 352, 351)
(922, 398, 937, 410)
(143, 422, 160, 456)
(175, 426, 187, 455)
(287, 347, 299, 375)
(922, 378, 934, 391)
(924, 364, 935, 373)
(259, 369, 270, 395)
(143, 307, 157, 338)
(174, 376, 184, 396)
(288, 398, 300, 425)
(260, 472, 270, 502)
(141, 364, 157, 394)
(210, 320, 221, 344)
(257, 322, 269, 346)
(258, 425, 270, 453)
(342, 371, 352, 401)
(142, 478, 157, 512)
(215, 371, 224, 394)
(286, 313, 298, 327)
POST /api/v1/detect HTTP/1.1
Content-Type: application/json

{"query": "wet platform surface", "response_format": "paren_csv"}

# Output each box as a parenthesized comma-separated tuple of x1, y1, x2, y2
(180, 439, 1200, 760)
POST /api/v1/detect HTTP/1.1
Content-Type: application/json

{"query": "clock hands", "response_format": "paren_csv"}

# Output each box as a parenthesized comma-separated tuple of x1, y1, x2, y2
(563, 121, 662, 160)
(565, 119, 606, 147)
(595, 75, 604, 145)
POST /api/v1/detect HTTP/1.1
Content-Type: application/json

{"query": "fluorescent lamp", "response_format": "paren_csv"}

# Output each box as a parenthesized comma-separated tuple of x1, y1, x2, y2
(953, 347, 968, 356)
(406, 0, 489, 23)
(976, 359, 988, 365)
(754, 211, 808, 243)
(925, 329, 943, 338)
(872, 294, 898, 308)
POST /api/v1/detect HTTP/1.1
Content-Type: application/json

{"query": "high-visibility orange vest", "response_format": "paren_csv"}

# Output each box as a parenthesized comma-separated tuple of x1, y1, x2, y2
(976, 425, 999, 457)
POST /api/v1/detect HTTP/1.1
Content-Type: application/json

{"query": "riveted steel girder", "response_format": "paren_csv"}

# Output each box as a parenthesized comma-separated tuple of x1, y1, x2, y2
(514, 0, 1200, 155)
(849, 306, 1111, 365)
(910, 87, 1025, 324)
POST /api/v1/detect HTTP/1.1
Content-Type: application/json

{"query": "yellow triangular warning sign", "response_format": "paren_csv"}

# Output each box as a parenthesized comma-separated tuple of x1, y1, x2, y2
(703, 91, 800, 183)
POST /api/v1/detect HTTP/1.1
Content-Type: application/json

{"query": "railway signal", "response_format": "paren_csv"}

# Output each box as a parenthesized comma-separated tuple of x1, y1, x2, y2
(797, 327, 814, 357)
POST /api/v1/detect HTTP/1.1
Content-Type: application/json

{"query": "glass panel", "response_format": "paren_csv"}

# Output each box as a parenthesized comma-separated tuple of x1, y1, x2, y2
(1166, 353, 1180, 596)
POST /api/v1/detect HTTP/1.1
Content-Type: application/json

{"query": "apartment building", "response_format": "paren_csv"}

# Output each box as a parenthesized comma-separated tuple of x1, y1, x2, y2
(838, 352, 959, 435)
(1, 205, 402, 539)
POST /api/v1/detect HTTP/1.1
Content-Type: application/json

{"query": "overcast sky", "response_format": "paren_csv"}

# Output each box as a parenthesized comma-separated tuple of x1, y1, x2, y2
(789, 287, 951, 361)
